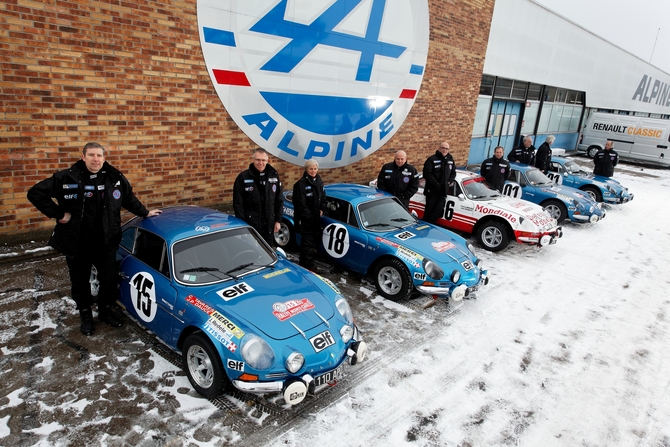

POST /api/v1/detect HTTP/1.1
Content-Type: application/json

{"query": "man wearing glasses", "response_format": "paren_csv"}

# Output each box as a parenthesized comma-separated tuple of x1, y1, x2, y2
(233, 148, 284, 247)
(422, 141, 456, 223)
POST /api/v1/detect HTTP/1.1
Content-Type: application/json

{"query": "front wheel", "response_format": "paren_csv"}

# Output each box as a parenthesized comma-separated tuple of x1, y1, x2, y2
(182, 332, 226, 398)
(542, 199, 568, 223)
(581, 185, 602, 202)
(373, 258, 413, 301)
(476, 221, 510, 252)
(587, 145, 599, 158)
(274, 220, 294, 248)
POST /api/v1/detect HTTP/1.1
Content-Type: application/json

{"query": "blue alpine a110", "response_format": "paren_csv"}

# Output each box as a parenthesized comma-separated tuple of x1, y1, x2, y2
(546, 156, 634, 204)
(276, 184, 489, 302)
(501, 163, 606, 224)
(114, 206, 367, 406)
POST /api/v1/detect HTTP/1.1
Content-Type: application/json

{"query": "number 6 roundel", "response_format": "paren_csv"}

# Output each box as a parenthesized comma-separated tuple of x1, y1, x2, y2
(322, 223, 350, 259)
(130, 271, 158, 323)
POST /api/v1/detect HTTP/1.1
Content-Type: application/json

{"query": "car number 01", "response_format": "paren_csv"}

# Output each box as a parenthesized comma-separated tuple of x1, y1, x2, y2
(314, 363, 344, 387)
(502, 182, 522, 199)
(322, 223, 349, 259)
(130, 271, 158, 323)
(546, 172, 563, 184)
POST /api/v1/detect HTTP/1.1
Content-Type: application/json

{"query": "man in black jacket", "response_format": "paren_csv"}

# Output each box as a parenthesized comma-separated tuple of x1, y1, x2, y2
(535, 135, 555, 174)
(292, 160, 326, 269)
(233, 148, 283, 247)
(593, 141, 619, 177)
(481, 146, 511, 192)
(27, 142, 161, 336)
(376, 150, 419, 209)
(508, 135, 536, 165)
(422, 142, 456, 223)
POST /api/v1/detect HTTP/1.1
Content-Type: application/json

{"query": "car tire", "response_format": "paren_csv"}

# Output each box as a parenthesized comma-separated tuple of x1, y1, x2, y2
(274, 220, 294, 248)
(182, 332, 227, 398)
(542, 199, 568, 223)
(373, 258, 413, 301)
(587, 145, 599, 158)
(581, 185, 602, 202)
(476, 221, 510, 252)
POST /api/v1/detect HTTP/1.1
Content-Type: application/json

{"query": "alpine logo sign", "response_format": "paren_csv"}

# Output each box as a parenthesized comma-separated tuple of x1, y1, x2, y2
(197, 0, 429, 168)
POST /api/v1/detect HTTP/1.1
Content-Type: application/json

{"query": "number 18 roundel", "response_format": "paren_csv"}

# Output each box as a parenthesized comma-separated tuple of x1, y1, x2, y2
(322, 223, 350, 259)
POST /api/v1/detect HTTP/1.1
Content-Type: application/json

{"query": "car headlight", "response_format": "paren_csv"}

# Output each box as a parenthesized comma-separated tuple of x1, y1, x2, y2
(573, 199, 585, 210)
(589, 205, 594, 213)
(422, 258, 444, 280)
(240, 334, 275, 370)
(450, 269, 460, 283)
(285, 352, 304, 374)
(466, 242, 477, 255)
(335, 297, 353, 325)
(340, 325, 354, 343)
(607, 186, 615, 193)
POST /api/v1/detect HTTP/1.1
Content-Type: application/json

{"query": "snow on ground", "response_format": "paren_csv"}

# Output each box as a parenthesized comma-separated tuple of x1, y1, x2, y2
(265, 164, 670, 447)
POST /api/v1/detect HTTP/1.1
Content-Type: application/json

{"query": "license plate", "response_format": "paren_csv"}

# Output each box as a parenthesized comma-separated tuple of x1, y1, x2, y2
(313, 364, 345, 387)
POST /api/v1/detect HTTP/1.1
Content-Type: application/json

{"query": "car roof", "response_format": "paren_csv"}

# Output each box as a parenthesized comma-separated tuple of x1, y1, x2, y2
(128, 206, 247, 243)
(324, 183, 394, 205)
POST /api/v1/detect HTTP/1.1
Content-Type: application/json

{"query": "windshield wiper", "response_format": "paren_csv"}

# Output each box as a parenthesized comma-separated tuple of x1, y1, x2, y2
(225, 262, 254, 276)
(390, 218, 412, 222)
(179, 266, 222, 274)
(366, 223, 391, 228)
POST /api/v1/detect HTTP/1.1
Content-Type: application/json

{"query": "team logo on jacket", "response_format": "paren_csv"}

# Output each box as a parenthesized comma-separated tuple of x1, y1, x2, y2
(112, 189, 121, 199)
(197, 0, 429, 168)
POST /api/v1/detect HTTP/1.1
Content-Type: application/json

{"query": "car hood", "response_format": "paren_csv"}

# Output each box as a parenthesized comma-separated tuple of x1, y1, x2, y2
(200, 264, 337, 341)
(374, 224, 474, 265)
(535, 183, 594, 204)
(475, 196, 555, 224)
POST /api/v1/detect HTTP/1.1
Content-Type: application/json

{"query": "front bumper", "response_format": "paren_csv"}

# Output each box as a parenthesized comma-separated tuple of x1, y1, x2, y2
(516, 227, 563, 246)
(230, 333, 367, 406)
(416, 270, 490, 301)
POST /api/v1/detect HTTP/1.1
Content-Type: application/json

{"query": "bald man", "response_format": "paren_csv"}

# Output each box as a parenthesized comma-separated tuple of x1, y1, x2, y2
(376, 150, 419, 209)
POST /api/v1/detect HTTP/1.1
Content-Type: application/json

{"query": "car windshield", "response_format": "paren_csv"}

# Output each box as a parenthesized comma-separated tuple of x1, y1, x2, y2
(564, 160, 586, 175)
(172, 227, 276, 285)
(358, 197, 417, 231)
(525, 168, 554, 186)
(462, 177, 500, 200)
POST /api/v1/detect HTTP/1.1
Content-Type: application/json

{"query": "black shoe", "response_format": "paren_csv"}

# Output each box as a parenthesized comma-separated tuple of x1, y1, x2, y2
(98, 306, 122, 328)
(80, 309, 94, 336)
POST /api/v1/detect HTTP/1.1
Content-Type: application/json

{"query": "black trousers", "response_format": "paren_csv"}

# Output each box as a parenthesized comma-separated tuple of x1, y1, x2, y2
(299, 231, 318, 267)
(423, 195, 445, 224)
(65, 248, 117, 311)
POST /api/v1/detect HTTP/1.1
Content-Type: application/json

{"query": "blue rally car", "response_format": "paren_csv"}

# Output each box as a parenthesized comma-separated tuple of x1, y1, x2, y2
(114, 206, 367, 406)
(277, 184, 489, 302)
(501, 163, 606, 224)
(546, 156, 634, 204)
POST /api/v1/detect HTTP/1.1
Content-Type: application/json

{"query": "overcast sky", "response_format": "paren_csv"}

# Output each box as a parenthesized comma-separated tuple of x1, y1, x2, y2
(534, 0, 670, 75)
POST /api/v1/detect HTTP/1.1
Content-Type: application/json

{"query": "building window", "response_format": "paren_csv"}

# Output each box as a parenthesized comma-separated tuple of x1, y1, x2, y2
(511, 81, 527, 100)
(527, 84, 542, 101)
(480, 75, 494, 96)
(472, 96, 491, 137)
(494, 78, 512, 98)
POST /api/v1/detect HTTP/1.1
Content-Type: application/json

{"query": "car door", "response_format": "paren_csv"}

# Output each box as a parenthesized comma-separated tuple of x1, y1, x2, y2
(118, 228, 178, 343)
(502, 170, 525, 200)
(547, 162, 572, 187)
(442, 181, 475, 233)
(321, 197, 369, 273)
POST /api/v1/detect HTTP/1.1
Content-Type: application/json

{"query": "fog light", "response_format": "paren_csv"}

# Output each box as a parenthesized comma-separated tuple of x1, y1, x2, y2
(283, 380, 307, 406)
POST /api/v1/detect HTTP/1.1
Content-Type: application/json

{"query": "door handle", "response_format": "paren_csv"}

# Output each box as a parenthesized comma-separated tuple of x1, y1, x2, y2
(119, 271, 129, 279)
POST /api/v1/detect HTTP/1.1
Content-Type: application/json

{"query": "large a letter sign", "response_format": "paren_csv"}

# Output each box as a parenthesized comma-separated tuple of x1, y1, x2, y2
(197, 0, 429, 168)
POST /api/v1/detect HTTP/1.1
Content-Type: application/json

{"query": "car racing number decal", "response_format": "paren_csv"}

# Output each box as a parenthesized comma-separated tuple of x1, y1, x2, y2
(502, 182, 522, 199)
(323, 223, 349, 258)
(130, 272, 158, 323)
(444, 200, 455, 220)
(546, 172, 563, 184)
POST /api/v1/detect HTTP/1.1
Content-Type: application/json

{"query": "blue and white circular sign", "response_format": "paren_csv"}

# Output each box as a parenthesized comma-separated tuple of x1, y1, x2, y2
(198, 0, 429, 168)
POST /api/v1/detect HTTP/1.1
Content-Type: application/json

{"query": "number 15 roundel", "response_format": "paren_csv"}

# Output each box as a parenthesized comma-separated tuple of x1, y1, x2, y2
(322, 223, 350, 259)
(130, 271, 158, 323)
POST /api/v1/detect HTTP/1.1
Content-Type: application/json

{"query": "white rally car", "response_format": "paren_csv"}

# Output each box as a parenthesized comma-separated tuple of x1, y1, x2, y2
(395, 171, 563, 252)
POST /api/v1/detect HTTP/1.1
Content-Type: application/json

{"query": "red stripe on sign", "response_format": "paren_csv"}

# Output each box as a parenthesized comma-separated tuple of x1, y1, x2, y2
(399, 89, 417, 99)
(213, 69, 250, 86)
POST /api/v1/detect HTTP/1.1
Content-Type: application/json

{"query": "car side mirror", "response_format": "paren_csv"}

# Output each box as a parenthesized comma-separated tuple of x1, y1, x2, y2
(458, 193, 466, 201)
(563, 172, 568, 177)
(276, 247, 287, 258)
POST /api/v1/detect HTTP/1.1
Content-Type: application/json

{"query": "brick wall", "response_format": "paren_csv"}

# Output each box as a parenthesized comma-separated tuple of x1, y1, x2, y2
(1, 0, 494, 236)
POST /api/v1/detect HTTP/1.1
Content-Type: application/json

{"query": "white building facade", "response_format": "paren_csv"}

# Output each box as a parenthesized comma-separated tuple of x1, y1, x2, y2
(469, 0, 670, 163)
